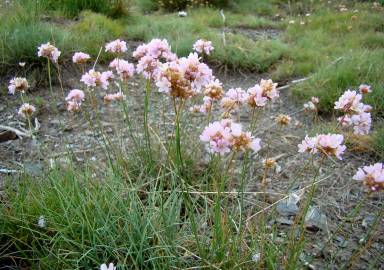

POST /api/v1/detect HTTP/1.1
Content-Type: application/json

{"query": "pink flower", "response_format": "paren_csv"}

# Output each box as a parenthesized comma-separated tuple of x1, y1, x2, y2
(337, 115, 353, 127)
(133, 39, 175, 61)
(200, 121, 232, 155)
(65, 89, 85, 112)
(81, 69, 109, 89)
(191, 96, 212, 114)
(193, 39, 214, 55)
(359, 84, 372, 94)
(351, 112, 371, 135)
(8, 77, 29, 95)
(260, 79, 279, 101)
(178, 53, 213, 92)
(203, 79, 223, 100)
(104, 92, 125, 103)
(353, 163, 384, 191)
(37, 42, 61, 63)
(136, 55, 160, 79)
(334, 90, 363, 114)
(246, 85, 268, 108)
(221, 88, 247, 111)
(155, 61, 191, 98)
(362, 104, 372, 112)
(298, 134, 346, 160)
(298, 135, 318, 154)
(105, 39, 127, 54)
(18, 103, 36, 118)
(72, 52, 90, 64)
(200, 120, 261, 154)
(109, 59, 135, 81)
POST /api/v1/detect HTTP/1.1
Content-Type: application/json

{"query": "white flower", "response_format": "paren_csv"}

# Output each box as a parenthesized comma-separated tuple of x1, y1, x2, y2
(38, 215, 46, 228)
(100, 263, 116, 270)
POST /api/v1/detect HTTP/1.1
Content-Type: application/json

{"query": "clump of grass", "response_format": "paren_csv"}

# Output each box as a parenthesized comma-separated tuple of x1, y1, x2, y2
(125, 11, 287, 71)
(38, 0, 129, 18)
(291, 50, 384, 116)
(0, 2, 71, 75)
(71, 11, 125, 59)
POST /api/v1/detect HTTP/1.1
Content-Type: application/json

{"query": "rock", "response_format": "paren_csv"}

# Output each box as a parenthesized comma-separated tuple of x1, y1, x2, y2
(24, 162, 44, 176)
(276, 190, 303, 216)
(0, 130, 18, 143)
(305, 206, 329, 233)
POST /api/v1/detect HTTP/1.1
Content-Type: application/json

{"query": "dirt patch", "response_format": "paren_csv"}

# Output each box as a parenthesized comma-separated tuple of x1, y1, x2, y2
(223, 27, 282, 41)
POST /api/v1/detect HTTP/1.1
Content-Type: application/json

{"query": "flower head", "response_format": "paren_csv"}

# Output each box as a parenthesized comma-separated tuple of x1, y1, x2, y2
(136, 55, 160, 80)
(18, 103, 36, 118)
(246, 85, 268, 108)
(275, 114, 291, 126)
(37, 215, 46, 228)
(334, 90, 363, 114)
(178, 53, 213, 92)
(133, 39, 175, 61)
(299, 134, 346, 160)
(109, 59, 135, 81)
(200, 121, 232, 155)
(105, 39, 127, 54)
(81, 69, 109, 89)
(8, 77, 29, 94)
(100, 263, 116, 270)
(65, 89, 85, 112)
(200, 120, 261, 154)
(304, 101, 317, 112)
(193, 39, 214, 55)
(359, 84, 372, 94)
(263, 158, 277, 170)
(260, 79, 279, 101)
(72, 52, 90, 64)
(104, 92, 125, 103)
(351, 112, 371, 135)
(221, 88, 247, 111)
(311, 97, 319, 104)
(353, 163, 384, 191)
(203, 79, 223, 100)
(37, 42, 61, 62)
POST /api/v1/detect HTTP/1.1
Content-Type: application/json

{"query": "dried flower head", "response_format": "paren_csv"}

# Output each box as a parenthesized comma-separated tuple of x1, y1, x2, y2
(8, 77, 29, 94)
(263, 158, 277, 169)
(275, 114, 291, 126)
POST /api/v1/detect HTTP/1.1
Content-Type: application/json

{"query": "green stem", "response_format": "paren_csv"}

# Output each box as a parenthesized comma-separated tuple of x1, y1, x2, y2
(144, 79, 153, 165)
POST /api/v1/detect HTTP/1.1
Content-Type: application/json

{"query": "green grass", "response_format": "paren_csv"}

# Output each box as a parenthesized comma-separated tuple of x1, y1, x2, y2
(124, 9, 286, 71)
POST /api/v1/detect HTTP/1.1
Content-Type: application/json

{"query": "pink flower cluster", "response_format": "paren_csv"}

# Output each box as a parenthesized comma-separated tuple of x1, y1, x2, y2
(353, 163, 384, 191)
(298, 134, 346, 160)
(200, 119, 261, 155)
(109, 58, 135, 81)
(156, 53, 213, 98)
(133, 39, 176, 80)
(8, 77, 29, 95)
(81, 69, 112, 89)
(65, 89, 85, 112)
(18, 103, 36, 118)
(37, 42, 61, 63)
(334, 87, 372, 135)
(105, 39, 127, 54)
(193, 39, 214, 55)
(72, 52, 90, 64)
(104, 92, 125, 103)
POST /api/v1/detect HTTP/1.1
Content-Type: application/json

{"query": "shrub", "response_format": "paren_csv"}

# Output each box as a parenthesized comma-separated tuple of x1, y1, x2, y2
(38, 0, 129, 18)
(155, 0, 229, 11)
